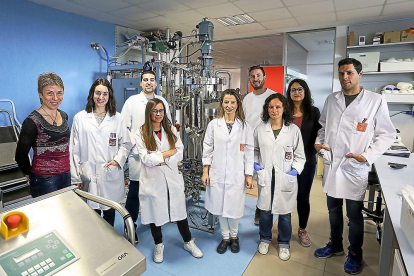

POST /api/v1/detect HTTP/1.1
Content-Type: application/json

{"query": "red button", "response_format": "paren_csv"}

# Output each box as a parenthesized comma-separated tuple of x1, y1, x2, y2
(6, 215, 21, 230)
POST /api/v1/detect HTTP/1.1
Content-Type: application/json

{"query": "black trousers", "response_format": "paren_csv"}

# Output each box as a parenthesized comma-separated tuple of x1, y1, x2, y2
(150, 218, 192, 245)
(296, 164, 316, 229)
(95, 208, 116, 226)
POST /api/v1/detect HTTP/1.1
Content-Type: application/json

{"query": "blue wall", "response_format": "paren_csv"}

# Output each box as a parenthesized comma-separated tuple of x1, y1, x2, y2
(0, 0, 115, 126)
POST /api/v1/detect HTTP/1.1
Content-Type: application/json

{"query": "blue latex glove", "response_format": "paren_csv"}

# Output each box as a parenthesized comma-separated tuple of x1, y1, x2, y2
(287, 168, 298, 176)
(254, 162, 264, 171)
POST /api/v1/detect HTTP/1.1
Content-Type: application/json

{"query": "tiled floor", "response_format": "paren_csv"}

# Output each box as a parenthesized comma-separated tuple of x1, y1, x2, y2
(243, 175, 381, 276)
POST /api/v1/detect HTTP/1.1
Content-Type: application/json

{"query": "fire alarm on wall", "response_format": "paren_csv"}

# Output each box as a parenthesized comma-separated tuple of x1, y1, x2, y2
(359, 36, 366, 45)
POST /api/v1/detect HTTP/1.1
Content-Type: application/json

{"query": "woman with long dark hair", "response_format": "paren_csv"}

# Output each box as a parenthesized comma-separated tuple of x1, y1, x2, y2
(70, 78, 132, 226)
(134, 98, 203, 263)
(202, 89, 254, 254)
(254, 93, 306, 261)
(286, 79, 321, 247)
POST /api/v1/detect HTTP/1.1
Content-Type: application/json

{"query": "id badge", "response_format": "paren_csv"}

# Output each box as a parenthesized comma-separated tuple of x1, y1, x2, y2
(109, 133, 117, 147)
(240, 143, 245, 152)
(356, 118, 368, 132)
(284, 146, 293, 161)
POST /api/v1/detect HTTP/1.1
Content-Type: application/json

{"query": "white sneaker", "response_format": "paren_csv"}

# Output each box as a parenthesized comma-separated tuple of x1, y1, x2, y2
(279, 247, 290, 261)
(184, 239, 203, 258)
(258, 242, 269, 255)
(153, 243, 164, 263)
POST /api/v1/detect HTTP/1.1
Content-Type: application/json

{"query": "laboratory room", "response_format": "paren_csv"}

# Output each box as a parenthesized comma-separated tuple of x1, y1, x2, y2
(1, 0, 414, 275)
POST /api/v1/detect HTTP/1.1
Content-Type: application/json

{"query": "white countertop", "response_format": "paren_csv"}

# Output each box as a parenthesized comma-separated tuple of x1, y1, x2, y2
(375, 154, 414, 275)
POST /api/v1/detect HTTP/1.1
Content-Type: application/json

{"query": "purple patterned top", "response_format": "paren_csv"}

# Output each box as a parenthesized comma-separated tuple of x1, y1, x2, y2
(15, 110, 70, 175)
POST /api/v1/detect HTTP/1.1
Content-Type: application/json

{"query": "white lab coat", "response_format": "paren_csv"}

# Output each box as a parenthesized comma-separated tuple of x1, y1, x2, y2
(316, 89, 396, 201)
(70, 110, 133, 210)
(134, 126, 187, 226)
(202, 118, 254, 219)
(121, 93, 171, 180)
(254, 121, 306, 215)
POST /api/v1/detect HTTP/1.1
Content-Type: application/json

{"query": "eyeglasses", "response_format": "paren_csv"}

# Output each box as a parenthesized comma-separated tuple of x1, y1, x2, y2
(94, 91, 109, 97)
(290, 87, 304, 94)
(151, 109, 165, 115)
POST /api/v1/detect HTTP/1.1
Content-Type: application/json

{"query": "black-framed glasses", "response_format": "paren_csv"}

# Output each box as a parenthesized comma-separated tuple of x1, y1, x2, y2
(151, 109, 165, 115)
(291, 87, 304, 94)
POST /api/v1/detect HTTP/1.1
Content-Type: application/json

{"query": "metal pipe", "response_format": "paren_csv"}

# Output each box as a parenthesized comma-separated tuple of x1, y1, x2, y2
(73, 188, 136, 245)
(214, 70, 232, 89)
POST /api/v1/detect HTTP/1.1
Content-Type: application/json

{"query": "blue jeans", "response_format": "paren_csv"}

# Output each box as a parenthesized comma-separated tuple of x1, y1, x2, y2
(259, 171, 292, 248)
(125, 180, 140, 224)
(327, 195, 364, 258)
(29, 172, 71, 198)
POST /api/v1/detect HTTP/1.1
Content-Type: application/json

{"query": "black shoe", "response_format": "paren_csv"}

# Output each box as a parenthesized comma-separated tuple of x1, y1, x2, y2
(230, 238, 240, 253)
(216, 240, 230, 254)
(254, 207, 261, 226)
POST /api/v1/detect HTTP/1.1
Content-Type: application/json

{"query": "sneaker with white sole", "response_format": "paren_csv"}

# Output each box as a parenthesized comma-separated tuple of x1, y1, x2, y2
(279, 247, 290, 261)
(153, 243, 164, 263)
(184, 239, 203, 258)
(298, 228, 311, 247)
(258, 242, 270, 255)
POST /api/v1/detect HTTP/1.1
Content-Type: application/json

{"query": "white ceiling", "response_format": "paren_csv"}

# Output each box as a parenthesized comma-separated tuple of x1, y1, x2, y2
(28, 0, 414, 41)
(27, 0, 414, 68)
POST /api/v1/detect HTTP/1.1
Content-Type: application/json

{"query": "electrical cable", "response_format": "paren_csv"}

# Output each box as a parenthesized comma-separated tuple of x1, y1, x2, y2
(390, 111, 409, 117)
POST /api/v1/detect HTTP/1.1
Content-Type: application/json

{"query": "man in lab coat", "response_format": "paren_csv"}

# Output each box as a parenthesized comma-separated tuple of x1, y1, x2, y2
(121, 70, 171, 244)
(242, 65, 276, 225)
(314, 58, 395, 275)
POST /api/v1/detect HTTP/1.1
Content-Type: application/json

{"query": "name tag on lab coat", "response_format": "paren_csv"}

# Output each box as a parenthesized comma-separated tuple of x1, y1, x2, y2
(109, 133, 117, 147)
(240, 143, 245, 152)
(356, 119, 368, 132)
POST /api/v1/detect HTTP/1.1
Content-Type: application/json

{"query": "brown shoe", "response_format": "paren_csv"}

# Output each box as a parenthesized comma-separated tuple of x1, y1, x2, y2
(298, 228, 311, 247)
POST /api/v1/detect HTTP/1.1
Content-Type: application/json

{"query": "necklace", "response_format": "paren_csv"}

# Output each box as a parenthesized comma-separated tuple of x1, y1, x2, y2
(41, 106, 58, 126)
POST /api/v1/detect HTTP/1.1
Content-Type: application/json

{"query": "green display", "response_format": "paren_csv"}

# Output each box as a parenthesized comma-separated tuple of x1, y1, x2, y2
(0, 231, 79, 276)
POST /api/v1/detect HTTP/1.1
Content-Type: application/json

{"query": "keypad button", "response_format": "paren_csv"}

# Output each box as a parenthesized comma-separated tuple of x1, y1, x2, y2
(37, 268, 44, 274)
(49, 262, 55, 267)
(43, 265, 50, 271)
(45, 258, 52, 263)
(25, 259, 31, 264)
(18, 262, 25, 267)
(21, 271, 28, 276)
(40, 261, 46, 266)
(37, 252, 44, 257)
(62, 250, 68, 254)
(60, 256, 66, 261)
(34, 265, 40, 270)
(30, 272, 38, 276)
(28, 267, 35, 273)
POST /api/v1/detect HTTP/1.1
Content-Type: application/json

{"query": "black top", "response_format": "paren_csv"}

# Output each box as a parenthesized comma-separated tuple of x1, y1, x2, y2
(298, 106, 322, 165)
(15, 110, 70, 175)
(344, 92, 360, 107)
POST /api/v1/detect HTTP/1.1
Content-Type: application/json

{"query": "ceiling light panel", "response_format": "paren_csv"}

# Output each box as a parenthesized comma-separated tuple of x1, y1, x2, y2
(216, 13, 257, 26)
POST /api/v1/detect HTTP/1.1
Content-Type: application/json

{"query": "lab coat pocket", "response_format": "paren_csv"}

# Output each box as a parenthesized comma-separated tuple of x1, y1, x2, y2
(80, 161, 92, 182)
(139, 179, 157, 197)
(341, 158, 368, 182)
(281, 173, 297, 192)
(103, 165, 123, 182)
